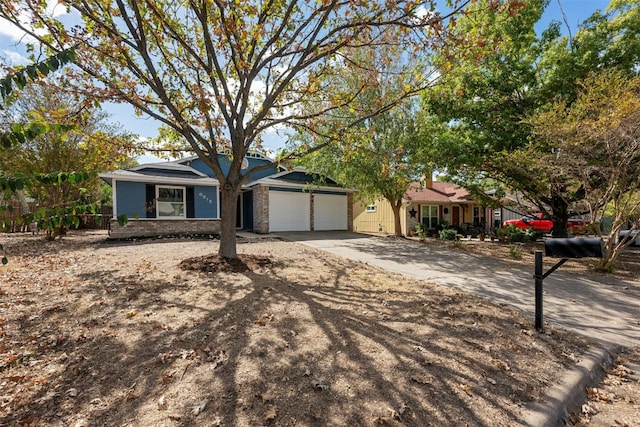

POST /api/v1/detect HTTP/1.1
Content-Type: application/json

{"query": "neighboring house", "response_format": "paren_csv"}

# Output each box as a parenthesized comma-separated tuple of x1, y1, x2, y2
(99, 153, 354, 238)
(352, 175, 493, 236)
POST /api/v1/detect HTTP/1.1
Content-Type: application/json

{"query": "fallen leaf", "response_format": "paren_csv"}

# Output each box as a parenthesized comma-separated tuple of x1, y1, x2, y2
(491, 359, 511, 371)
(158, 396, 168, 410)
(260, 391, 275, 403)
(125, 309, 139, 319)
(254, 313, 274, 326)
(192, 399, 208, 416)
(264, 407, 277, 422)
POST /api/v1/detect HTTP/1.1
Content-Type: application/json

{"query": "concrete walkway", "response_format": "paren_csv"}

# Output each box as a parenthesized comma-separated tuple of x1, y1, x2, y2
(276, 231, 640, 348)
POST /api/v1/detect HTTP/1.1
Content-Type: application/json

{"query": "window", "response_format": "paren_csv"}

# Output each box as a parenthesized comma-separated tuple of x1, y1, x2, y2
(473, 206, 483, 226)
(156, 186, 185, 217)
(421, 205, 439, 229)
(365, 205, 377, 213)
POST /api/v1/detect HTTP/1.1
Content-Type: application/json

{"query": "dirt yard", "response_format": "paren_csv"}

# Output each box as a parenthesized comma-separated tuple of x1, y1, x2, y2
(0, 231, 638, 426)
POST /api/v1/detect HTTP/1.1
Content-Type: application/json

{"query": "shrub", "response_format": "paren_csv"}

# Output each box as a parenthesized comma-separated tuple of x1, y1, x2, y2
(498, 225, 526, 242)
(525, 227, 544, 241)
(439, 228, 457, 241)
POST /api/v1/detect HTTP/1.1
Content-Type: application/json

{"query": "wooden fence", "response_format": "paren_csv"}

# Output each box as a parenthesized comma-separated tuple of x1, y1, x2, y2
(1, 202, 113, 233)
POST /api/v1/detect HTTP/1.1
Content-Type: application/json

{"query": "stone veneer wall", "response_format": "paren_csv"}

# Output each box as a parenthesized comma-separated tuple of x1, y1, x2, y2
(109, 219, 221, 239)
(347, 192, 354, 231)
(252, 185, 269, 234)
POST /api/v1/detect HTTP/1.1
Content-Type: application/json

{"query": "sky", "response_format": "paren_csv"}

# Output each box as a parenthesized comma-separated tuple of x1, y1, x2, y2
(0, 0, 613, 163)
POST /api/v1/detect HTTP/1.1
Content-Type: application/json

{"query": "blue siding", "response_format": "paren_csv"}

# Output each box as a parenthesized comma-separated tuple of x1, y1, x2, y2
(187, 156, 279, 180)
(194, 186, 219, 218)
(116, 181, 147, 218)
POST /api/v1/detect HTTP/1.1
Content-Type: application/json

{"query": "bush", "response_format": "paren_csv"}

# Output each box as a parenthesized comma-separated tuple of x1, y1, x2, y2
(498, 225, 526, 242)
(439, 228, 457, 241)
(525, 227, 544, 241)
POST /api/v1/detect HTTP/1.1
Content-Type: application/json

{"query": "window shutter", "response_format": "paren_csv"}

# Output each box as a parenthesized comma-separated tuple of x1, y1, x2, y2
(145, 184, 156, 218)
(186, 187, 195, 218)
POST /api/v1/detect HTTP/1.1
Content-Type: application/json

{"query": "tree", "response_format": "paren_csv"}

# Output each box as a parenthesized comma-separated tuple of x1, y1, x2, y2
(421, 0, 552, 223)
(530, 70, 640, 270)
(299, 100, 425, 237)
(1, 83, 135, 209)
(293, 33, 430, 237)
(0, 49, 98, 257)
(0, 0, 472, 258)
(421, 0, 640, 236)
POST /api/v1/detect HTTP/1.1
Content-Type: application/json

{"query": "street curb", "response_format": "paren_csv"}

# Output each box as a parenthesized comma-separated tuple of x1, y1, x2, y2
(522, 342, 621, 426)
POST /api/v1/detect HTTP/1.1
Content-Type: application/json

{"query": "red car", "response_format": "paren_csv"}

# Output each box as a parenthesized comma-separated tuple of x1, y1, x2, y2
(502, 213, 587, 233)
(503, 213, 554, 232)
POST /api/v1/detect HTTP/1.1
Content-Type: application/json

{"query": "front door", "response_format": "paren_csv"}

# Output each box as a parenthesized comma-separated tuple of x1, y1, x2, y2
(452, 206, 460, 227)
(236, 194, 242, 229)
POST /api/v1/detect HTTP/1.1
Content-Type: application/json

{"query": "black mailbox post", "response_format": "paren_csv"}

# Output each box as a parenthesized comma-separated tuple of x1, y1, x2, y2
(534, 237, 604, 332)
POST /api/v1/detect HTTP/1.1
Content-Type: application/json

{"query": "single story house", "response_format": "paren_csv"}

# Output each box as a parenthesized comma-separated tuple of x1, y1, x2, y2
(353, 175, 493, 236)
(99, 153, 354, 238)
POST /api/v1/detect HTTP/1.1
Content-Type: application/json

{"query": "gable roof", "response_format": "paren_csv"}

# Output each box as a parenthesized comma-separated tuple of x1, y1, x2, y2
(404, 181, 474, 203)
(99, 162, 218, 186)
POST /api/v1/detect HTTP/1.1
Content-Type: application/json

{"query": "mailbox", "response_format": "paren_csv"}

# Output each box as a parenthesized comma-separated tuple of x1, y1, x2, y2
(544, 237, 605, 259)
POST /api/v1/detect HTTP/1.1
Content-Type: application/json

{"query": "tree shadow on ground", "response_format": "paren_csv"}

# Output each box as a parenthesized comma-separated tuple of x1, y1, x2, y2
(0, 235, 591, 426)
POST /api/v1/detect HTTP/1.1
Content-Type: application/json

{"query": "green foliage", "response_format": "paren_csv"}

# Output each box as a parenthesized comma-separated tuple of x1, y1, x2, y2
(0, 172, 96, 194)
(415, 222, 427, 240)
(422, 0, 640, 237)
(439, 228, 457, 241)
(0, 48, 76, 106)
(530, 68, 640, 269)
(525, 227, 544, 241)
(0, 123, 75, 149)
(292, 39, 429, 237)
(498, 225, 526, 242)
(1, 203, 101, 240)
(117, 214, 129, 227)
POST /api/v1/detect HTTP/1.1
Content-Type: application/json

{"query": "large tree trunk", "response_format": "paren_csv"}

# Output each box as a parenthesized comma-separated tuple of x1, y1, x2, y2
(218, 182, 242, 259)
(549, 186, 570, 238)
(389, 198, 403, 237)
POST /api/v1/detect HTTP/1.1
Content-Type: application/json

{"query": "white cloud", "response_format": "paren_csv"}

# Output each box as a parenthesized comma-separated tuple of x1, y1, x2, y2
(413, 5, 438, 21)
(0, 0, 69, 43)
(0, 18, 36, 43)
(1, 48, 28, 66)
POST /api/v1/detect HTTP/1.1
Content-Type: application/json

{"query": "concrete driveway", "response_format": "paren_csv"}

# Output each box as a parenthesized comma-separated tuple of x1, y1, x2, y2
(276, 231, 640, 347)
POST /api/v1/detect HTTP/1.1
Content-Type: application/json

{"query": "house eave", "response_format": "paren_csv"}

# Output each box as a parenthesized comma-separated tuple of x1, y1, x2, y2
(99, 172, 219, 187)
(245, 178, 356, 193)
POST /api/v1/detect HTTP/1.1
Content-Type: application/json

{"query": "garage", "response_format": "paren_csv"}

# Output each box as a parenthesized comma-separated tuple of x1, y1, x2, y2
(314, 193, 348, 231)
(268, 190, 310, 232)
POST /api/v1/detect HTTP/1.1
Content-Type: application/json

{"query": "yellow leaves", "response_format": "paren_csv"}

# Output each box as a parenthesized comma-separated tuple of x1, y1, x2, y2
(125, 309, 139, 319)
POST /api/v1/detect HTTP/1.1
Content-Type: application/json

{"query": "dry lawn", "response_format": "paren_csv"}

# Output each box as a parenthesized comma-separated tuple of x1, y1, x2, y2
(0, 231, 637, 426)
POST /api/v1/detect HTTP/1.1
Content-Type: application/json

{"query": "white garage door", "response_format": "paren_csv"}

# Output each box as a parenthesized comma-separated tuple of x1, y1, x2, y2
(269, 191, 310, 232)
(314, 193, 348, 231)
